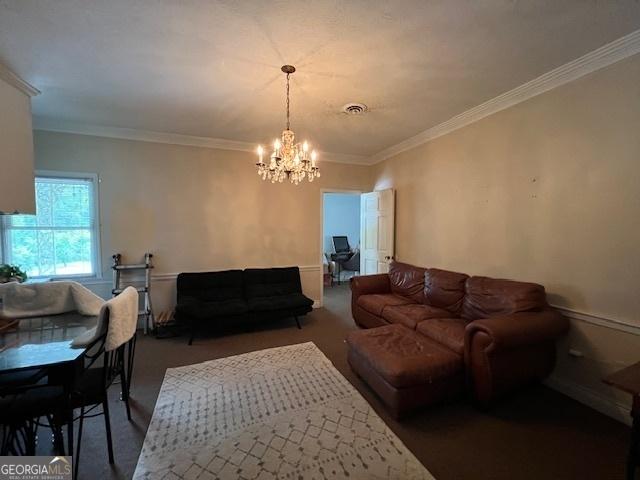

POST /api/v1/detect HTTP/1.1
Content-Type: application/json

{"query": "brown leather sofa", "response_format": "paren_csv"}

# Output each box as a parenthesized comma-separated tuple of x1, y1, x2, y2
(347, 261, 569, 416)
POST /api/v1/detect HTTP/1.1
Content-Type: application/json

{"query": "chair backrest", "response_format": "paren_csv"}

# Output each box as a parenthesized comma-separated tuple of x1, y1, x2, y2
(79, 308, 126, 392)
(103, 286, 138, 352)
(332, 236, 350, 254)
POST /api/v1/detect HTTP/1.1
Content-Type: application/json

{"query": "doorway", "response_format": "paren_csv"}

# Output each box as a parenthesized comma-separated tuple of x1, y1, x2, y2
(319, 188, 395, 305)
(321, 191, 361, 302)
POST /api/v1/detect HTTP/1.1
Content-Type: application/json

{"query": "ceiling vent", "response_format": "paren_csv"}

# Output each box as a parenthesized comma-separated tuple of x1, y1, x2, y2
(342, 103, 368, 115)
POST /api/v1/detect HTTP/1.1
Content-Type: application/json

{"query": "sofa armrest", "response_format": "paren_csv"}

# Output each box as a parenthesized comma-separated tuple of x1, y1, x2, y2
(350, 274, 391, 298)
(465, 309, 569, 351)
(464, 309, 569, 405)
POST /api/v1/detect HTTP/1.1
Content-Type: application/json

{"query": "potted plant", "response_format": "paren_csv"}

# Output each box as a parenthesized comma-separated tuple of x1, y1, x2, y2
(0, 264, 28, 283)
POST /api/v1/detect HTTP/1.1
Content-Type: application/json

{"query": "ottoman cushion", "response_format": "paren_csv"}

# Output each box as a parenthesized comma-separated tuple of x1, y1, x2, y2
(346, 324, 463, 389)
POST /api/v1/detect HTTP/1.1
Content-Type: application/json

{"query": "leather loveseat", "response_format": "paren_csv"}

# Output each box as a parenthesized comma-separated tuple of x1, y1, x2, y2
(176, 266, 313, 344)
(347, 261, 568, 416)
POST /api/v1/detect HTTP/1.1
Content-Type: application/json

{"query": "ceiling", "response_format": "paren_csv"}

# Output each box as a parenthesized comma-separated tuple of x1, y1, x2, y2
(1, 1, 639, 162)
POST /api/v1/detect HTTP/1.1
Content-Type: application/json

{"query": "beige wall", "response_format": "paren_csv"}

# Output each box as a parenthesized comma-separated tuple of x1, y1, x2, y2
(371, 53, 640, 423)
(33, 131, 372, 309)
(373, 53, 640, 323)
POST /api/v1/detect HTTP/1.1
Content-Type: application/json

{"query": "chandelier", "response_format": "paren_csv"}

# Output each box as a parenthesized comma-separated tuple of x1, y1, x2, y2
(256, 65, 320, 184)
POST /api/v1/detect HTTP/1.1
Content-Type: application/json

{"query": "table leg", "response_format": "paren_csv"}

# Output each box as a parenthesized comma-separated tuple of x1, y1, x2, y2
(627, 396, 640, 480)
(52, 361, 78, 470)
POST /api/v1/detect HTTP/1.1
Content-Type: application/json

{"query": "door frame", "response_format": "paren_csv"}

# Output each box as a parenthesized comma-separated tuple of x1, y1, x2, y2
(319, 188, 363, 306)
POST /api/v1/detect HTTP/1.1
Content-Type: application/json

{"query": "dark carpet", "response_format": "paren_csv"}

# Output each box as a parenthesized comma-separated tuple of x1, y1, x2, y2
(67, 285, 627, 479)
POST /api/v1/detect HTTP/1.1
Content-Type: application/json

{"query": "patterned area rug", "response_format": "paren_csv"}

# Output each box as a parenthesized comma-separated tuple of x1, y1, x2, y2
(133, 342, 434, 479)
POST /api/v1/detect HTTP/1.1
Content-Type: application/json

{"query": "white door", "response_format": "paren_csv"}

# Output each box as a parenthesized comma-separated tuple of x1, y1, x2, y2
(360, 189, 395, 274)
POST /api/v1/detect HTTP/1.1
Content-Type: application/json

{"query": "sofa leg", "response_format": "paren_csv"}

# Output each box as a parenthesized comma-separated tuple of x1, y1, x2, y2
(294, 316, 301, 329)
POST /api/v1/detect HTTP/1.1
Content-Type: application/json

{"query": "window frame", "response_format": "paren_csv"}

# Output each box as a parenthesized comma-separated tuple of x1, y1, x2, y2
(0, 170, 103, 281)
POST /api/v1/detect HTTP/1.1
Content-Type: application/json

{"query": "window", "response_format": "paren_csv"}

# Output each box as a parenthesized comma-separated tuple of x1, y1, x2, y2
(0, 172, 101, 279)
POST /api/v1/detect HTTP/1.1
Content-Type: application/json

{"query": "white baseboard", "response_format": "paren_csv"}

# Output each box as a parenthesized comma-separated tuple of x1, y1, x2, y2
(544, 375, 631, 426)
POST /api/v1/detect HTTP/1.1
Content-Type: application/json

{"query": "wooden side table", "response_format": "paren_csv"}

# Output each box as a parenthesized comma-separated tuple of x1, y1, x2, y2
(604, 362, 640, 480)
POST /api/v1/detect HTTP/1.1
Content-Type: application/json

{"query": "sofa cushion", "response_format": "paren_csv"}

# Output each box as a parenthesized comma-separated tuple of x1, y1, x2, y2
(346, 324, 463, 389)
(424, 268, 469, 315)
(357, 293, 415, 317)
(244, 267, 302, 298)
(177, 270, 244, 302)
(382, 304, 452, 330)
(247, 293, 313, 312)
(462, 276, 547, 320)
(176, 297, 249, 320)
(388, 261, 426, 303)
(416, 318, 468, 354)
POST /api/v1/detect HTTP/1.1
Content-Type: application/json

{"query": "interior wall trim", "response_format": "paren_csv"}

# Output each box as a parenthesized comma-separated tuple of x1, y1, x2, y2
(368, 28, 640, 164)
(552, 305, 640, 336)
(0, 63, 40, 97)
(75, 265, 322, 284)
(32, 121, 369, 165)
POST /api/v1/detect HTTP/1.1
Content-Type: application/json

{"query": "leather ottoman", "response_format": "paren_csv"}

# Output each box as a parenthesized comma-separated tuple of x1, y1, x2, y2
(346, 324, 464, 418)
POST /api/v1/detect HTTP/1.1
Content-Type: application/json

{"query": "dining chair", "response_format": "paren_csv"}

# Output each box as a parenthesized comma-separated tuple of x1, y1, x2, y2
(72, 287, 138, 475)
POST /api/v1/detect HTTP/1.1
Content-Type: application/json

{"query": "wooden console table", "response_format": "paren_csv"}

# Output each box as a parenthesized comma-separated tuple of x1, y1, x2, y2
(604, 362, 640, 480)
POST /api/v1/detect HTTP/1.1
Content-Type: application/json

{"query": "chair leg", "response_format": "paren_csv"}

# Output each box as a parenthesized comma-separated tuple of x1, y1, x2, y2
(120, 361, 132, 421)
(294, 316, 301, 329)
(102, 398, 115, 464)
(67, 412, 74, 466)
(1, 425, 12, 455)
(75, 407, 85, 476)
(49, 416, 65, 456)
(26, 420, 37, 456)
(127, 334, 137, 392)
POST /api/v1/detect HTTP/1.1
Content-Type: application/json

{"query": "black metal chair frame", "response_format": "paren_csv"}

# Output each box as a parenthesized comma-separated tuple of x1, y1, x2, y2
(72, 309, 133, 476)
(0, 312, 138, 468)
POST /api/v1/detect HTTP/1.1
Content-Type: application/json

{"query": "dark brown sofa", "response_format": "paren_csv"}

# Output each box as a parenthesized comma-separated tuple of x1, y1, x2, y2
(347, 261, 569, 416)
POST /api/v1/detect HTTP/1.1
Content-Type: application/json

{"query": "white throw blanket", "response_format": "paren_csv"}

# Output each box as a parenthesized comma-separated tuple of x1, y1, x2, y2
(72, 286, 139, 351)
(0, 281, 104, 318)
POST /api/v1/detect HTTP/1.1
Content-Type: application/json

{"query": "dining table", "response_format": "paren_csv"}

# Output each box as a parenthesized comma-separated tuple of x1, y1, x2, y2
(0, 312, 99, 456)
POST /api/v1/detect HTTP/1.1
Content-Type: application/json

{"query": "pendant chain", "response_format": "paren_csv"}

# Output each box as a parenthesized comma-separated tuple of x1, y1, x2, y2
(286, 73, 290, 131)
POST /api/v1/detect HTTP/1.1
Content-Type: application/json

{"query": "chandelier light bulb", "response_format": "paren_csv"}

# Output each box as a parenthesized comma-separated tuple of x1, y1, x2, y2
(303, 141, 308, 152)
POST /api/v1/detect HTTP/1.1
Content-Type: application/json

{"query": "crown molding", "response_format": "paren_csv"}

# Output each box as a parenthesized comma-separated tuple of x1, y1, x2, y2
(32, 119, 370, 165)
(33, 121, 258, 152)
(0, 63, 40, 97)
(369, 29, 640, 165)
